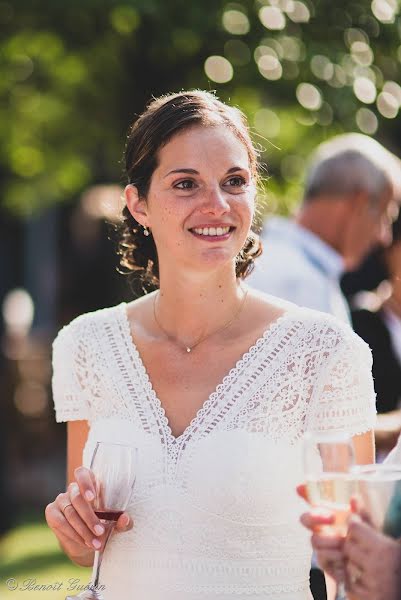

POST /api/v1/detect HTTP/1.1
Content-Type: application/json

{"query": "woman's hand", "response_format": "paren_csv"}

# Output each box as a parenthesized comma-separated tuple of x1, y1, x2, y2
(45, 467, 133, 566)
(344, 516, 401, 600)
(297, 484, 346, 582)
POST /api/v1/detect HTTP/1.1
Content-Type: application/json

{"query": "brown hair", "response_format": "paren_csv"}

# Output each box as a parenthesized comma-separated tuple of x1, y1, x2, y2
(118, 90, 262, 293)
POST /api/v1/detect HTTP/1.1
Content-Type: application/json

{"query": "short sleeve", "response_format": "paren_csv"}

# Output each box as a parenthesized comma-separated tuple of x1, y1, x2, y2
(306, 327, 377, 436)
(52, 322, 90, 423)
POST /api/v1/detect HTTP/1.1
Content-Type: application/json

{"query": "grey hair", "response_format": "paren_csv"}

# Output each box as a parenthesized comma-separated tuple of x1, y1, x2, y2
(304, 133, 395, 206)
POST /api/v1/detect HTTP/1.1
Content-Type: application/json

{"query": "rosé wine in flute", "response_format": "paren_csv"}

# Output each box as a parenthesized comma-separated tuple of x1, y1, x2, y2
(94, 510, 124, 522)
(306, 474, 355, 535)
(65, 441, 138, 600)
(303, 431, 355, 600)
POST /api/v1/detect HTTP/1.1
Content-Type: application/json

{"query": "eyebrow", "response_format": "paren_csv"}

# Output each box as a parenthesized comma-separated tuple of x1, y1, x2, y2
(164, 166, 247, 178)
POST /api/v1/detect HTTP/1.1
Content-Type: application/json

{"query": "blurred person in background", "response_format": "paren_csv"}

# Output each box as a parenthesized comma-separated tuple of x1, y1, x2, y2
(249, 133, 399, 324)
(347, 209, 401, 458)
(249, 134, 400, 600)
(44, 91, 376, 600)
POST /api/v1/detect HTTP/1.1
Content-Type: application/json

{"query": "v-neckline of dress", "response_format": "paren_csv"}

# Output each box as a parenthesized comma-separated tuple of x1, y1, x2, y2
(118, 302, 299, 446)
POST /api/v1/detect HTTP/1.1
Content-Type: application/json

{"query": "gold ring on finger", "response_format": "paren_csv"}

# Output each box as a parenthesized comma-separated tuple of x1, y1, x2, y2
(61, 503, 73, 517)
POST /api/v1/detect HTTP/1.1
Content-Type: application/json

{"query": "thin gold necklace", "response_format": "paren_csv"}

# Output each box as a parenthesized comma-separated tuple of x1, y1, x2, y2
(153, 287, 248, 353)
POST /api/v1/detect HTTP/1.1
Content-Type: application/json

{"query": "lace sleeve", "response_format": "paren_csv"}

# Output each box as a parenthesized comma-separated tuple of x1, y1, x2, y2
(52, 321, 90, 423)
(306, 326, 377, 436)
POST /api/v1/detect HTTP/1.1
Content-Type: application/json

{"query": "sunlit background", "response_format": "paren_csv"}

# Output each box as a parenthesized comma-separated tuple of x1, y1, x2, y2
(1, 0, 401, 597)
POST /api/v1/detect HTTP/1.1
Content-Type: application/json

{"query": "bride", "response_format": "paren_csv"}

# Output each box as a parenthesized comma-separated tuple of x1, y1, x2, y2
(45, 90, 375, 599)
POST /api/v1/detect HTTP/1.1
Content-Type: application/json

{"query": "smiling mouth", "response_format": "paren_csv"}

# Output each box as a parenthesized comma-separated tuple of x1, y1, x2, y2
(189, 226, 235, 238)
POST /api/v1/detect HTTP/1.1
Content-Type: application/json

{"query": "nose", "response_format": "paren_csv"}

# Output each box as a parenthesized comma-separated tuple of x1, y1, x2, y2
(200, 185, 230, 215)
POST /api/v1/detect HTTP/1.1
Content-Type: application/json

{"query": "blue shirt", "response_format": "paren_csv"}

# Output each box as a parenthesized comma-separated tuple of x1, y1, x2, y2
(249, 217, 351, 323)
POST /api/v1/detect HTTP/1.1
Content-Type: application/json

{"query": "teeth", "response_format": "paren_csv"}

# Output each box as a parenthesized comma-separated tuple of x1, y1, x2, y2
(193, 226, 230, 236)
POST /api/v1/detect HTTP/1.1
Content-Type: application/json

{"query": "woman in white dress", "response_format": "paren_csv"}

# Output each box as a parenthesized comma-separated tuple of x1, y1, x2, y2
(45, 90, 376, 600)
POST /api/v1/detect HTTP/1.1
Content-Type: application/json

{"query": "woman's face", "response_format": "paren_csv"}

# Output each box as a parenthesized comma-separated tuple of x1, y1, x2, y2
(127, 124, 256, 279)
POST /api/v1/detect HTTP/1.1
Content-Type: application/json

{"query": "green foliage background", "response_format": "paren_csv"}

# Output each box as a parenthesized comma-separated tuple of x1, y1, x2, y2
(1, 0, 401, 217)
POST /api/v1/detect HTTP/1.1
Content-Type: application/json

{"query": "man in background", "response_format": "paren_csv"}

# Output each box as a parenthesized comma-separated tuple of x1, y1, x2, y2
(250, 133, 400, 325)
(249, 133, 400, 600)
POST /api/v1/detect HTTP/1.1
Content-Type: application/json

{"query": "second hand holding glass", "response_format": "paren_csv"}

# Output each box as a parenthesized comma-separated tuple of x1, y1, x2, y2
(352, 464, 401, 538)
(303, 431, 355, 600)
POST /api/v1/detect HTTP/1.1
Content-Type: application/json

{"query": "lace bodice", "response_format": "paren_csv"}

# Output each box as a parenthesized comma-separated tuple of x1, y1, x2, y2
(52, 300, 376, 599)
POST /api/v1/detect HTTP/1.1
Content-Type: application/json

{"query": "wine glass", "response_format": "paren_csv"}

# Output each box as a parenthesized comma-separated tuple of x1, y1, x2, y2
(352, 464, 401, 538)
(66, 441, 138, 600)
(303, 431, 355, 600)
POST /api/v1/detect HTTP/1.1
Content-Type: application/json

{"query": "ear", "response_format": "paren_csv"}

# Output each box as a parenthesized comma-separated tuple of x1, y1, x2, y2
(350, 190, 370, 217)
(124, 185, 149, 228)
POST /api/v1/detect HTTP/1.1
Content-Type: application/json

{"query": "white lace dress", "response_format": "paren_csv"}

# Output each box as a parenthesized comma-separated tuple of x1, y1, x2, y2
(52, 300, 376, 600)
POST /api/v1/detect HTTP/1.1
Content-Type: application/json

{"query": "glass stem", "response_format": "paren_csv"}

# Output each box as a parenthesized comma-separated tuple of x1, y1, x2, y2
(90, 523, 115, 591)
(337, 582, 348, 600)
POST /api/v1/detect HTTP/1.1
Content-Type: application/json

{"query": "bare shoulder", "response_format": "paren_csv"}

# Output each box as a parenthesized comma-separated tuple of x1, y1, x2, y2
(239, 288, 300, 342)
(246, 287, 366, 349)
(246, 287, 300, 324)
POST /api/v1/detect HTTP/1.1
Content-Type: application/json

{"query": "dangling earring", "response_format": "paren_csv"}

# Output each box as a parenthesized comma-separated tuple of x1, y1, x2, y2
(143, 225, 150, 237)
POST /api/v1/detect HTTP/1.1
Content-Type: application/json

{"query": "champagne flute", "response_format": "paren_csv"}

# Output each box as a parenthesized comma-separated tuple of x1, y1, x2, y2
(352, 464, 401, 538)
(303, 431, 355, 600)
(66, 441, 138, 600)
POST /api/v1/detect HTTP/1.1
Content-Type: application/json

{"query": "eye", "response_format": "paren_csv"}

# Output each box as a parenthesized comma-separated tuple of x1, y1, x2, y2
(174, 179, 196, 190)
(224, 175, 247, 188)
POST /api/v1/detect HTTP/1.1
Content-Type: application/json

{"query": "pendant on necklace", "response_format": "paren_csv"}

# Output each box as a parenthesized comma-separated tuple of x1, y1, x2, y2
(186, 347, 191, 353)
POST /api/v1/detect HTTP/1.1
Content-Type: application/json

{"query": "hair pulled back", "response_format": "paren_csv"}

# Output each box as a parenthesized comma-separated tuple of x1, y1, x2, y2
(118, 90, 262, 293)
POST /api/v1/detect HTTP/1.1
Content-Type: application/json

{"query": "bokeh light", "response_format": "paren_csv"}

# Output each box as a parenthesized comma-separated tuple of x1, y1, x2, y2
(310, 55, 333, 80)
(10, 146, 44, 177)
(351, 41, 374, 66)
(344, 28, 369, 47)
(353, 66, 377, 84)
(81, 185, 124, 223)
(222, 9, 250, 35)
(327, 65, 347, 88)
(110, 6, 140, 34)
(353, 76, 377, 103)
(296, 83, 322, 110)
(383, 81, 401, 106)
(356, 107, 379, 134)
(204, 55, 233, 83)
(257, 53, 283, 80)
(259, 6, 286, 30)
(286, 1, 310, 23)
(2, 288, 34, 336)
(279, 35, 305, 61)
(377, 91, 399, 118)
(371, 0, 398, 24)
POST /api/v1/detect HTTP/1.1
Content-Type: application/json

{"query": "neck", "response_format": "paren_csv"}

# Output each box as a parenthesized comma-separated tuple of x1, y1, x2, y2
(155, 267, 244, 345)
(296, 197, 347, 257)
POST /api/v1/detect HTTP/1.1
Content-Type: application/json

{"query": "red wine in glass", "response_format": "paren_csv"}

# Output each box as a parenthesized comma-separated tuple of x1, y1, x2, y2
(65, 441, 138, 600)
(94, 510, 123, 522)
